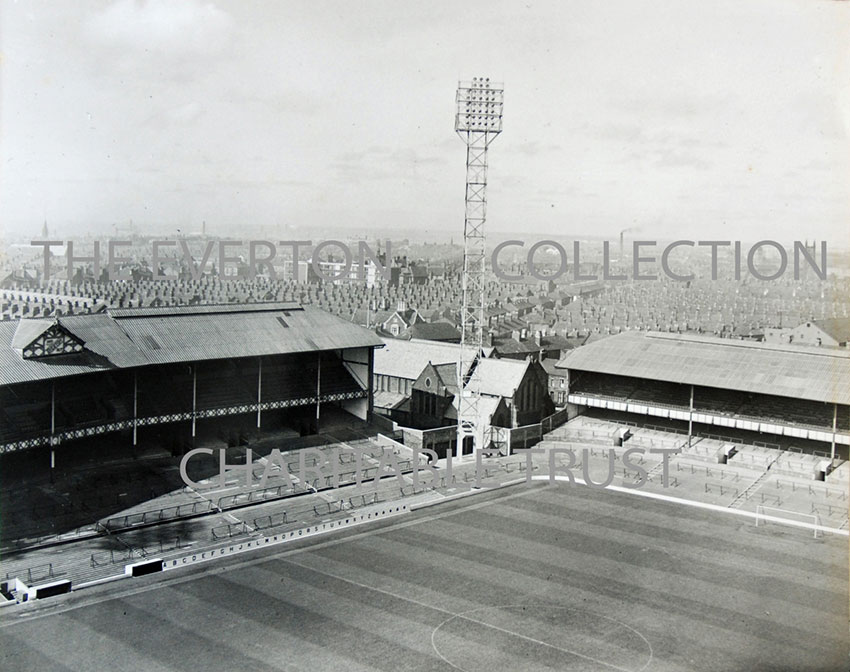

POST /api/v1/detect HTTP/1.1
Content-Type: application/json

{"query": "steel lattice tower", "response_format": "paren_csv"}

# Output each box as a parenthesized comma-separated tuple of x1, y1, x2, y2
(455, 77, 503, 459)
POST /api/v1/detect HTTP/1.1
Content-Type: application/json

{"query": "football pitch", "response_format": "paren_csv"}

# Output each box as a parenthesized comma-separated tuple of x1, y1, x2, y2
(1, 483, 847, 672)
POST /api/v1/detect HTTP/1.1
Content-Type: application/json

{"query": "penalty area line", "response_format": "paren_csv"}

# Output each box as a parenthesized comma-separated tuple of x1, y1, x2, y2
(523, 475, 849, 537)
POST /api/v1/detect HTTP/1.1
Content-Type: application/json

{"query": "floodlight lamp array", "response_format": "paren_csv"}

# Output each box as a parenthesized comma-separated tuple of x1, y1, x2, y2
(456, 77, 504, 133)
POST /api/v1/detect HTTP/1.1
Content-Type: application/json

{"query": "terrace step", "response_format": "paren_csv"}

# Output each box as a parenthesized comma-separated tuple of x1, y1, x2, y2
(728, 455, 779, 509)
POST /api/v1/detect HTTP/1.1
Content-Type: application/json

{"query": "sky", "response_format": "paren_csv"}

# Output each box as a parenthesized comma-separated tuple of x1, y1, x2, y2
(1, 0, 849, 244)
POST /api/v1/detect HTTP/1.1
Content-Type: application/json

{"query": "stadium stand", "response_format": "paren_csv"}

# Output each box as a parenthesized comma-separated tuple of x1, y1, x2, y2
(0, 303, 383, 453)
(558, 331, 850, 457)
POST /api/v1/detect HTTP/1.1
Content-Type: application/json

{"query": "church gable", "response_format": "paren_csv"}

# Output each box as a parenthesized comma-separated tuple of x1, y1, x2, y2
(15, 321, 85, 359)
(413, 362, 439, 393)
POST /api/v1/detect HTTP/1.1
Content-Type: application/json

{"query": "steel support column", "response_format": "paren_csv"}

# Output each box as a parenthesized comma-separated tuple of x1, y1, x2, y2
(191, 365, 197, 438)
(257, 358, 263, 429)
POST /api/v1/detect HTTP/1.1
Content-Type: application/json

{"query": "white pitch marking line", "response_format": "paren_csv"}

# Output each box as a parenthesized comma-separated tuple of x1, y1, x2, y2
(431, 604, 653, 672)
(519, 475, 849, 536)
(285, 559, 650, 672)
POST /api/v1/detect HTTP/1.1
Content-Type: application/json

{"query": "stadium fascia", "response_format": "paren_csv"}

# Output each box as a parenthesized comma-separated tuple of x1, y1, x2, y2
(179, 446, 681, 494)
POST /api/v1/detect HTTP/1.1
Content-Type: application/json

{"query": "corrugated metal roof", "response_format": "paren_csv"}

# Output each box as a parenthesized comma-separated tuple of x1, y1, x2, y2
(0, 304, 383, 386)
(556, 331, 850, 405)
(61, 314, 149, 365)
(107, 302, 302, 318)
(116, 306, 382, 365)
(372, 391, 407, 410)
(11, 319, 55, 350)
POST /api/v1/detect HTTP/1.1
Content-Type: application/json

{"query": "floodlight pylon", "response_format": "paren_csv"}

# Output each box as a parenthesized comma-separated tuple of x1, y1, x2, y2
(454, 77, 503, 459)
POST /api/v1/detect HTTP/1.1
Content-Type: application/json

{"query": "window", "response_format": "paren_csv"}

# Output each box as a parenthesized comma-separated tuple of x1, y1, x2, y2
(390, 324, 399, 336)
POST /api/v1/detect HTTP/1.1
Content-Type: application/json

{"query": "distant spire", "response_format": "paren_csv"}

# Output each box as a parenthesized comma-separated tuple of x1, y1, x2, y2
(41, 220, 48, 238)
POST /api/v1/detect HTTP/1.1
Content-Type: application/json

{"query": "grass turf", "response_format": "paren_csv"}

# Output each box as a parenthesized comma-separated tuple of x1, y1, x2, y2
(1, 482, 847, 672)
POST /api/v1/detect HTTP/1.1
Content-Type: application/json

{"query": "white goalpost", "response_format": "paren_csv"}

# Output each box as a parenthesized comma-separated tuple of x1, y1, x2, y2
(755, 505, 822, 539)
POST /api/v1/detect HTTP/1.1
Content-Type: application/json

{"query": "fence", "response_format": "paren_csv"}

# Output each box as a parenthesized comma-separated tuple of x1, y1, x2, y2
(507, 423, 544, 452)
(102, 500, 214, 531)
(313, 500, 346, 516)
(397, 407, 571, 457)
(90, 537, 182, 566)
(541, 408, 570, 434)
(770, 480, 848, 511)
(253, 512, 289, 530)
(370, 413, 397, 434)
(400, 425, 456, 455)
(211, 521, 249, 540)
(9, 522, 101, 552)
(313, 491, 384, 516)
(4, 563, 54, 584)
(500, 407, 572, 453)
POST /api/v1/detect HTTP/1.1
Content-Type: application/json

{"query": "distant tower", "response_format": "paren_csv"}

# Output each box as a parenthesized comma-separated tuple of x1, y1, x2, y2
(41, 220, 48, 238)
(454, 77, 504, 458)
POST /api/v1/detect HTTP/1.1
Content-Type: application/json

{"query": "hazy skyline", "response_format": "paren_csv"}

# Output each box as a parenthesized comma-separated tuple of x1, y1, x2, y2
(1, 0, 849, 243)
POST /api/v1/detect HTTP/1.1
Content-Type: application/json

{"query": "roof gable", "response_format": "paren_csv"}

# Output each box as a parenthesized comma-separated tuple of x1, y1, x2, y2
(12, 319, 85, 359)
(0, 304, 383, 386)
(812, 318, 850, 344)
(413, 362, 455, 396)
(11, 319, 55, 350)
